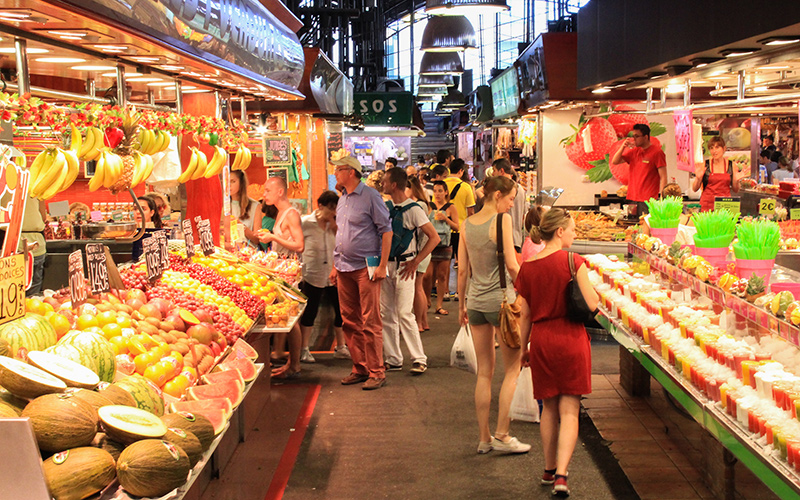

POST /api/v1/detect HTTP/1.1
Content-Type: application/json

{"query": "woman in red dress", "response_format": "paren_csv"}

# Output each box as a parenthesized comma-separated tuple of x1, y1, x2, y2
(515, 209, 599, 497)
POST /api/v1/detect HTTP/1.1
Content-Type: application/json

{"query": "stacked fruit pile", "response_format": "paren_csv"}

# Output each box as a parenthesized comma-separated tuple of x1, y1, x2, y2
(0, 332, 258, 499)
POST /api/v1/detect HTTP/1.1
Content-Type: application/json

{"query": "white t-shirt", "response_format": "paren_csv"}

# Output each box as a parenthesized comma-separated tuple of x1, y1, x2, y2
(300, 212, 335, 288)
(389, 198, 431, 256)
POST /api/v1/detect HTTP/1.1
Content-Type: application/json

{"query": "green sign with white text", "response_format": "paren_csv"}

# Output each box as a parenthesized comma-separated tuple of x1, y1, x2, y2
(354, 92, 413, 126)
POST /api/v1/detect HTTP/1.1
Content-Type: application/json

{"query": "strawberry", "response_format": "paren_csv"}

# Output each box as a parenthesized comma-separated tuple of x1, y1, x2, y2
(561, 117, 617, 170)
(607, 104, 649, 138)
(608, 139, 630, 185)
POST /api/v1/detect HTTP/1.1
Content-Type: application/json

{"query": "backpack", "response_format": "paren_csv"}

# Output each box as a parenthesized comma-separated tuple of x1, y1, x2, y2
(386, 201, 419, 260)
(449, 181, 464, 201)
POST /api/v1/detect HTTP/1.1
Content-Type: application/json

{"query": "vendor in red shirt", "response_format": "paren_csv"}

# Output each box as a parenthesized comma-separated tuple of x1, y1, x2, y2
(611, 123, 667, 213)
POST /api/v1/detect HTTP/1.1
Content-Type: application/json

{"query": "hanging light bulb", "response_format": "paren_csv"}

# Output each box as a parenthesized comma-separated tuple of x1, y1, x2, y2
(421, 15, 477, 52)
(419, 52, 464, 75)
(425, 0, 509, 16)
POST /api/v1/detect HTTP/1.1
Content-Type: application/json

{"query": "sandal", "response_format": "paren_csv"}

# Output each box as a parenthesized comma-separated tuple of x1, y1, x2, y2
(435, 308, 449, 315)
(272, 368, 301, 380)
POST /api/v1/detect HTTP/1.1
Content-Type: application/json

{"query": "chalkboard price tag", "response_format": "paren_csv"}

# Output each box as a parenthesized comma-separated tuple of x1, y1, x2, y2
(262, 136, 292, 166)
(156, 231, 169, 270)
(182, 220, 195, 258)
(85, 244, 110, 294)
(142, 237, 163, 281)
(68, 250, 87, 306)
(0, 254, 26, 326)
(198, 220, 215, 256)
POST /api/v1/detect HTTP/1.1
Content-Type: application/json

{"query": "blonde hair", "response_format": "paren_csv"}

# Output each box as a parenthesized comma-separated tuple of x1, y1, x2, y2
(365, 170, 384, 191)
(529, 208, 572, 244)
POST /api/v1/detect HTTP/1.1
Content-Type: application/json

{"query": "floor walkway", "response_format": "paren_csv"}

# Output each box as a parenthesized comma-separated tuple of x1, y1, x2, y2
(200, 300, 777, 500)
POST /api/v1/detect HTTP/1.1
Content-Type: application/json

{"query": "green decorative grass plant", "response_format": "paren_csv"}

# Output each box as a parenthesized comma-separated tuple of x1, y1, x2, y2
(645, 196, 683, 229)
(692, 209, 738, 248)
(733, 219, 781, 260)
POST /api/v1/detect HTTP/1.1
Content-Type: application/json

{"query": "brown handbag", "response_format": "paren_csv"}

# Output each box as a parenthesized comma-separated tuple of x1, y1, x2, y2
(496, 213, 522, 349)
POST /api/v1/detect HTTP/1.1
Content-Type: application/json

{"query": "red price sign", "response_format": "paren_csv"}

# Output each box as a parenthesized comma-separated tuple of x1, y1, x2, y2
(0, 254, 26, 326)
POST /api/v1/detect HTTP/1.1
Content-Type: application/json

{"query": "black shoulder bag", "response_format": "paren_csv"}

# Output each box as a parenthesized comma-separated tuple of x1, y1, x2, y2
(567, 252, 598, 324)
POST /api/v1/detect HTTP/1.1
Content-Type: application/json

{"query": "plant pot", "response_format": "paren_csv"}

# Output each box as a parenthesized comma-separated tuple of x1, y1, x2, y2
(736, 258, 776, 285)
(650, 227, 678, 246)
(694, 246, 729, 268)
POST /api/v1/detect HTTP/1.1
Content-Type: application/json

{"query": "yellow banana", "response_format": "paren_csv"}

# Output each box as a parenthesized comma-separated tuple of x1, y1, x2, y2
(241, 145, 252, 170)
(39, 151, 70, 200)
(28, 150, 49, 192)
(158, 132, 171, 153)
(131, 152, 144, 187)
(203, 146, 227, 178)
(230, 146, 243, 171)
(141, 153, 154, 184)
(104, 152, 122, 188)
(77, 127, 95, 159)
(61, 149, 80, 191)
(150, 130, 164, 155)
(69, 124, 82, 152)
(178, 148, 199, 183)
(136, 129, 147, 153)
(32, 149, 64, 197)
(191, 149, 208, 180)
(88, 163, 104, 192)
(93, 151, 107, 190)
(84, 127, 103, 161)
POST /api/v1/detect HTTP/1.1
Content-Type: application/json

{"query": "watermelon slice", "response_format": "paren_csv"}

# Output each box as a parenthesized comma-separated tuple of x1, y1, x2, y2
(186, 380, 243, 407)
(201, 370, 244, 389)
(170, 408, 226, 435)
(218, 357, 257, 382)
(232, 338, 257, 361)
(170, 397, 233, 418)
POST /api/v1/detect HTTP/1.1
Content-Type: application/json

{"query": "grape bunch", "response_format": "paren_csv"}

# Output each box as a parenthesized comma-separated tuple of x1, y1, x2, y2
(121, 267, 151, 291)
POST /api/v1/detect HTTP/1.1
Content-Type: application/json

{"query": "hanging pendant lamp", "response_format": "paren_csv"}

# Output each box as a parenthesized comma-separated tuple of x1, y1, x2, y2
(425, 0, 509, 15)
(418, 86, 449, 97)
(418, 75, 455, 88)
(419, 52, 464, 75)
(421, 15, 477, 52)
(440, 87, 466, 109)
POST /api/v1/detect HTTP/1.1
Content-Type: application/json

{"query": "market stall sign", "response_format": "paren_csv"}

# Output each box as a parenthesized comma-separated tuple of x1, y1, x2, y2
(0, 254, 26, 326)
(68, 250, 87, 307)
(759, 198, 777, 216)
(195, 217, 215, 256)
(85, 244, 110, 294)
(57, 0, 304, 96)
(489, 67, 521, 120)
(156, 231, 170, 270)
(0, 149, 30, 258)
(262, 136, 292, 166)
(714, 197, 741, 214)
(791, 208, 800, 221)
(354, 93, 413, 126)
(182, 219, 196, 258)
(143, 237, 163, 281)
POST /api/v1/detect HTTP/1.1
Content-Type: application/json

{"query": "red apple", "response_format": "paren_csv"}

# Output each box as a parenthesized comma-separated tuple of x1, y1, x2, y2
(192, 309, 213, 325)
(217, 336, 227, 350)
(138, 304, 163, 321)
(187, 324, 214, 345)
(126, 298, 145, 311)
(209, 341, 221, 357)
(165, 314, 186, 332)
(126, 289, 147, 303)
(148, 298, 172, 318)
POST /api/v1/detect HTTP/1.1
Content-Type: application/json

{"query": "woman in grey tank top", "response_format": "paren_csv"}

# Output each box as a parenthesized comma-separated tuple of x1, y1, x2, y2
(457, 177, 529, 455)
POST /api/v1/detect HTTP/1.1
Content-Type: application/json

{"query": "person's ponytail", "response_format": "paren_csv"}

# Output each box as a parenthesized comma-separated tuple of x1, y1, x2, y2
(529, 226, 543, 244)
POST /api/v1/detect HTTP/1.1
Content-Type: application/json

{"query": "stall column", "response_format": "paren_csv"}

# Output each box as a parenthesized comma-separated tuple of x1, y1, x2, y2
(182, 93, 223, 245)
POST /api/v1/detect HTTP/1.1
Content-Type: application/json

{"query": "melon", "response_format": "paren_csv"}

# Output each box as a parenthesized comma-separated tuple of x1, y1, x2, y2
(20, 313, 57, 350)
(98, 405, 168, 445)
(22, 393, 98, 452)
(172, 408, 226, 435)
(67, 388, 115, 411)
(113, 375, 165, 416)
(186, 380, 242, 407)
(28, 351, 100, 390)
(43, 447, 117, 500)
(92, 432, 125, 462)
(0, 387, 28, 413)
(0, 356, 67, 399)
(163, 427, 203, 467)
(161, 412, 216, 451)
(98, 384, 137, 407)
(45, 344, 98, 374)
(0, 319, 38, 358)
(0, 337, 9, 357)
(58, 332, 116, 383)
(117, 439, 191, 497)
(231, 338, 257, 360)
(0, 401, 19, 417)
(170, 397, 233, 418)
(201, 369, 244, 389)
(218, 357, 257, 382)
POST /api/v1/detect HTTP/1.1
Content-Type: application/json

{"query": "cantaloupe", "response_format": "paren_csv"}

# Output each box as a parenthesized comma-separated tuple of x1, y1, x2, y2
(67, 388, 115, 412)
(98, 384, 137, 407)
(161, 412, 216, 451)
(22, 393, 98, 452)
(117, 439, 191, 497)
(0, 401, 19, 417)
(0, 356, 67, 399)
(98, 405, 168, 445)
(0, 387, 27, 413)
(28, 351, 100, 390)
(42, 447, 116, 500)
(163, 427, 203, 467)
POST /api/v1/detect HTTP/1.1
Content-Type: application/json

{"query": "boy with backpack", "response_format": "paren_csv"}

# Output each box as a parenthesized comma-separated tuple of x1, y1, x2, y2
(380, 168, 441, 375)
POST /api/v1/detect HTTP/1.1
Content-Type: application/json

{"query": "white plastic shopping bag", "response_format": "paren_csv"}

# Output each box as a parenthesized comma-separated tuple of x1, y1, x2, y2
(450, 325, 478, 374)
(510, 366, 540, 423)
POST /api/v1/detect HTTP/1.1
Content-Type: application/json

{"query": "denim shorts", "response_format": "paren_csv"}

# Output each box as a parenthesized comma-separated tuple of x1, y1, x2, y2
(467, 309, 500, 327)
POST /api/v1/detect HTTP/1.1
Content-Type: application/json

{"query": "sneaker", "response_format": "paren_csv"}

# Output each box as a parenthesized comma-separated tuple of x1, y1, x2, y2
(410, 362, 427, 375)
(334, 345, 351, 359)
(385, 363, 403, 371)
(552, 476, 570, 497)
(541, 470, 557, 486)
(491, 436, 531, 454)
(300, 347, 315, 364)
(362, 377, 386, 390)
(341, 373, 369, 385)
(477, 441, 492, 454)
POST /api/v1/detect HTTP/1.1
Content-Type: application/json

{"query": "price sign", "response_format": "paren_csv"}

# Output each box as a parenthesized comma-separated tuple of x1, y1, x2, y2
(68, 250, 87, 307)
(142, 237, 163, 281)
(197, 219, 215, 256)
(262, 136, 292, 166)
(182, 219, 195, 258)
(759, 198, 777, 215)
(714, 197, 741, 214)
(85, 244, 110, 294)
(790, 208, 800, 220)
(0, 254, 26, 326)
(156, 231, 169, 270)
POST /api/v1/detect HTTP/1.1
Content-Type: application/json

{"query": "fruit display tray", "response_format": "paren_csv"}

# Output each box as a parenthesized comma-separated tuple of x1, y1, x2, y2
(597, 311, 800, 499)
(250, 303, 305, 334)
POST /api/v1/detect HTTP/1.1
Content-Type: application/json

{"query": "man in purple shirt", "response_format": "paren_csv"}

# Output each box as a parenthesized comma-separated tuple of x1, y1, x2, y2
(332, 156, 393, 390)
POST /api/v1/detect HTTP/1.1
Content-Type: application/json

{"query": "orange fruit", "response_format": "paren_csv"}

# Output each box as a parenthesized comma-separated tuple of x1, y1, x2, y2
(96, 310, 117, 327)
(162, 377, 185, 398)
(48, 314, 71, 339)
(128, 338, 148, 356)
(76, 314, 99, 330)
(134, 352, 156, 375)
(26, 298, 44, 316)
(116, 315, 132, 328)
(144, 363, 168, 387)
(41, 302, 55, 315)
(101, 323, 122, 340)
(109, 336, 129, 355)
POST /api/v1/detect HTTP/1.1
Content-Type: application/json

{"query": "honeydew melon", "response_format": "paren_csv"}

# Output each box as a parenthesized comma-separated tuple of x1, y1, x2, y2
(98, 405, 168, 445)
(0, 356, 67, 399)
(42, 447, 117, 500)
(160, 412, 216, 451)
(116, 439, 191, 498)
(21, 393, 98, 452)
(27, 351, 100, 390)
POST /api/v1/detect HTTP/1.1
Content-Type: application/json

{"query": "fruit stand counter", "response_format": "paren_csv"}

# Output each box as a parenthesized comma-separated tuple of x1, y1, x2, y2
(44, 240, 135, 291)
(571, 240, 628, 256)
(596, 311, 800, 500)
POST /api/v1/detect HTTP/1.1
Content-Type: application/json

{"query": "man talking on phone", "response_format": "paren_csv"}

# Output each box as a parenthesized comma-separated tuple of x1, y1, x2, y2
(611, 123, 667, 215)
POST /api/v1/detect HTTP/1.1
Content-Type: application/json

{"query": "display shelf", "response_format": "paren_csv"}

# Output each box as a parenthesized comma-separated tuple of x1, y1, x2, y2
(627, 242, 800, 348)
(596, 309, 800, 500)
(249, 304, 305, 334)
(571, 240, 628, 255)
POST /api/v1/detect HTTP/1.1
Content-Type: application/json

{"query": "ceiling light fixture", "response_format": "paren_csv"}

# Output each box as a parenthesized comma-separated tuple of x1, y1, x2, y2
(591, 87, 611, 94)
(419, 74, 455, 87)
(720, 48, 760, 57)
(0, 47, 48, 54)
(419, 52, 464, 75)
(689, 57, 723, 68)
(758, 36, 800, 46)
(71, 65, 116, 71)
(420, 15, 477, 52)
(102, 71, 140, 77)
(147, 82, 176, 87)
(36, 57, 86, 63)
(127, 77, 162, 82)
(665, 84, 685, 93)
(158, 65, 184, 71)
(425, 0, 509, 16)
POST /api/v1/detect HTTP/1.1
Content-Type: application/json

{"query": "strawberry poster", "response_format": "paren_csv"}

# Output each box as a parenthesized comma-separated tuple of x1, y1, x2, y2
(561, 104, 666, 185)
(673, 110, 694, 172)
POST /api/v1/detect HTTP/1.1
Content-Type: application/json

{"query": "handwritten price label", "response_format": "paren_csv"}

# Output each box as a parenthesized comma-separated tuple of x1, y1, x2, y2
(759, 198, 777, 215)
(182, 219, 195, 258)
(68, 250, 87, 307)
(142, 237, 163, 281)
(0, 254, 26, 326)
(156, 231, 169, 270)
(85, 244, 110, 294)
(197, 219, 215, 256)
